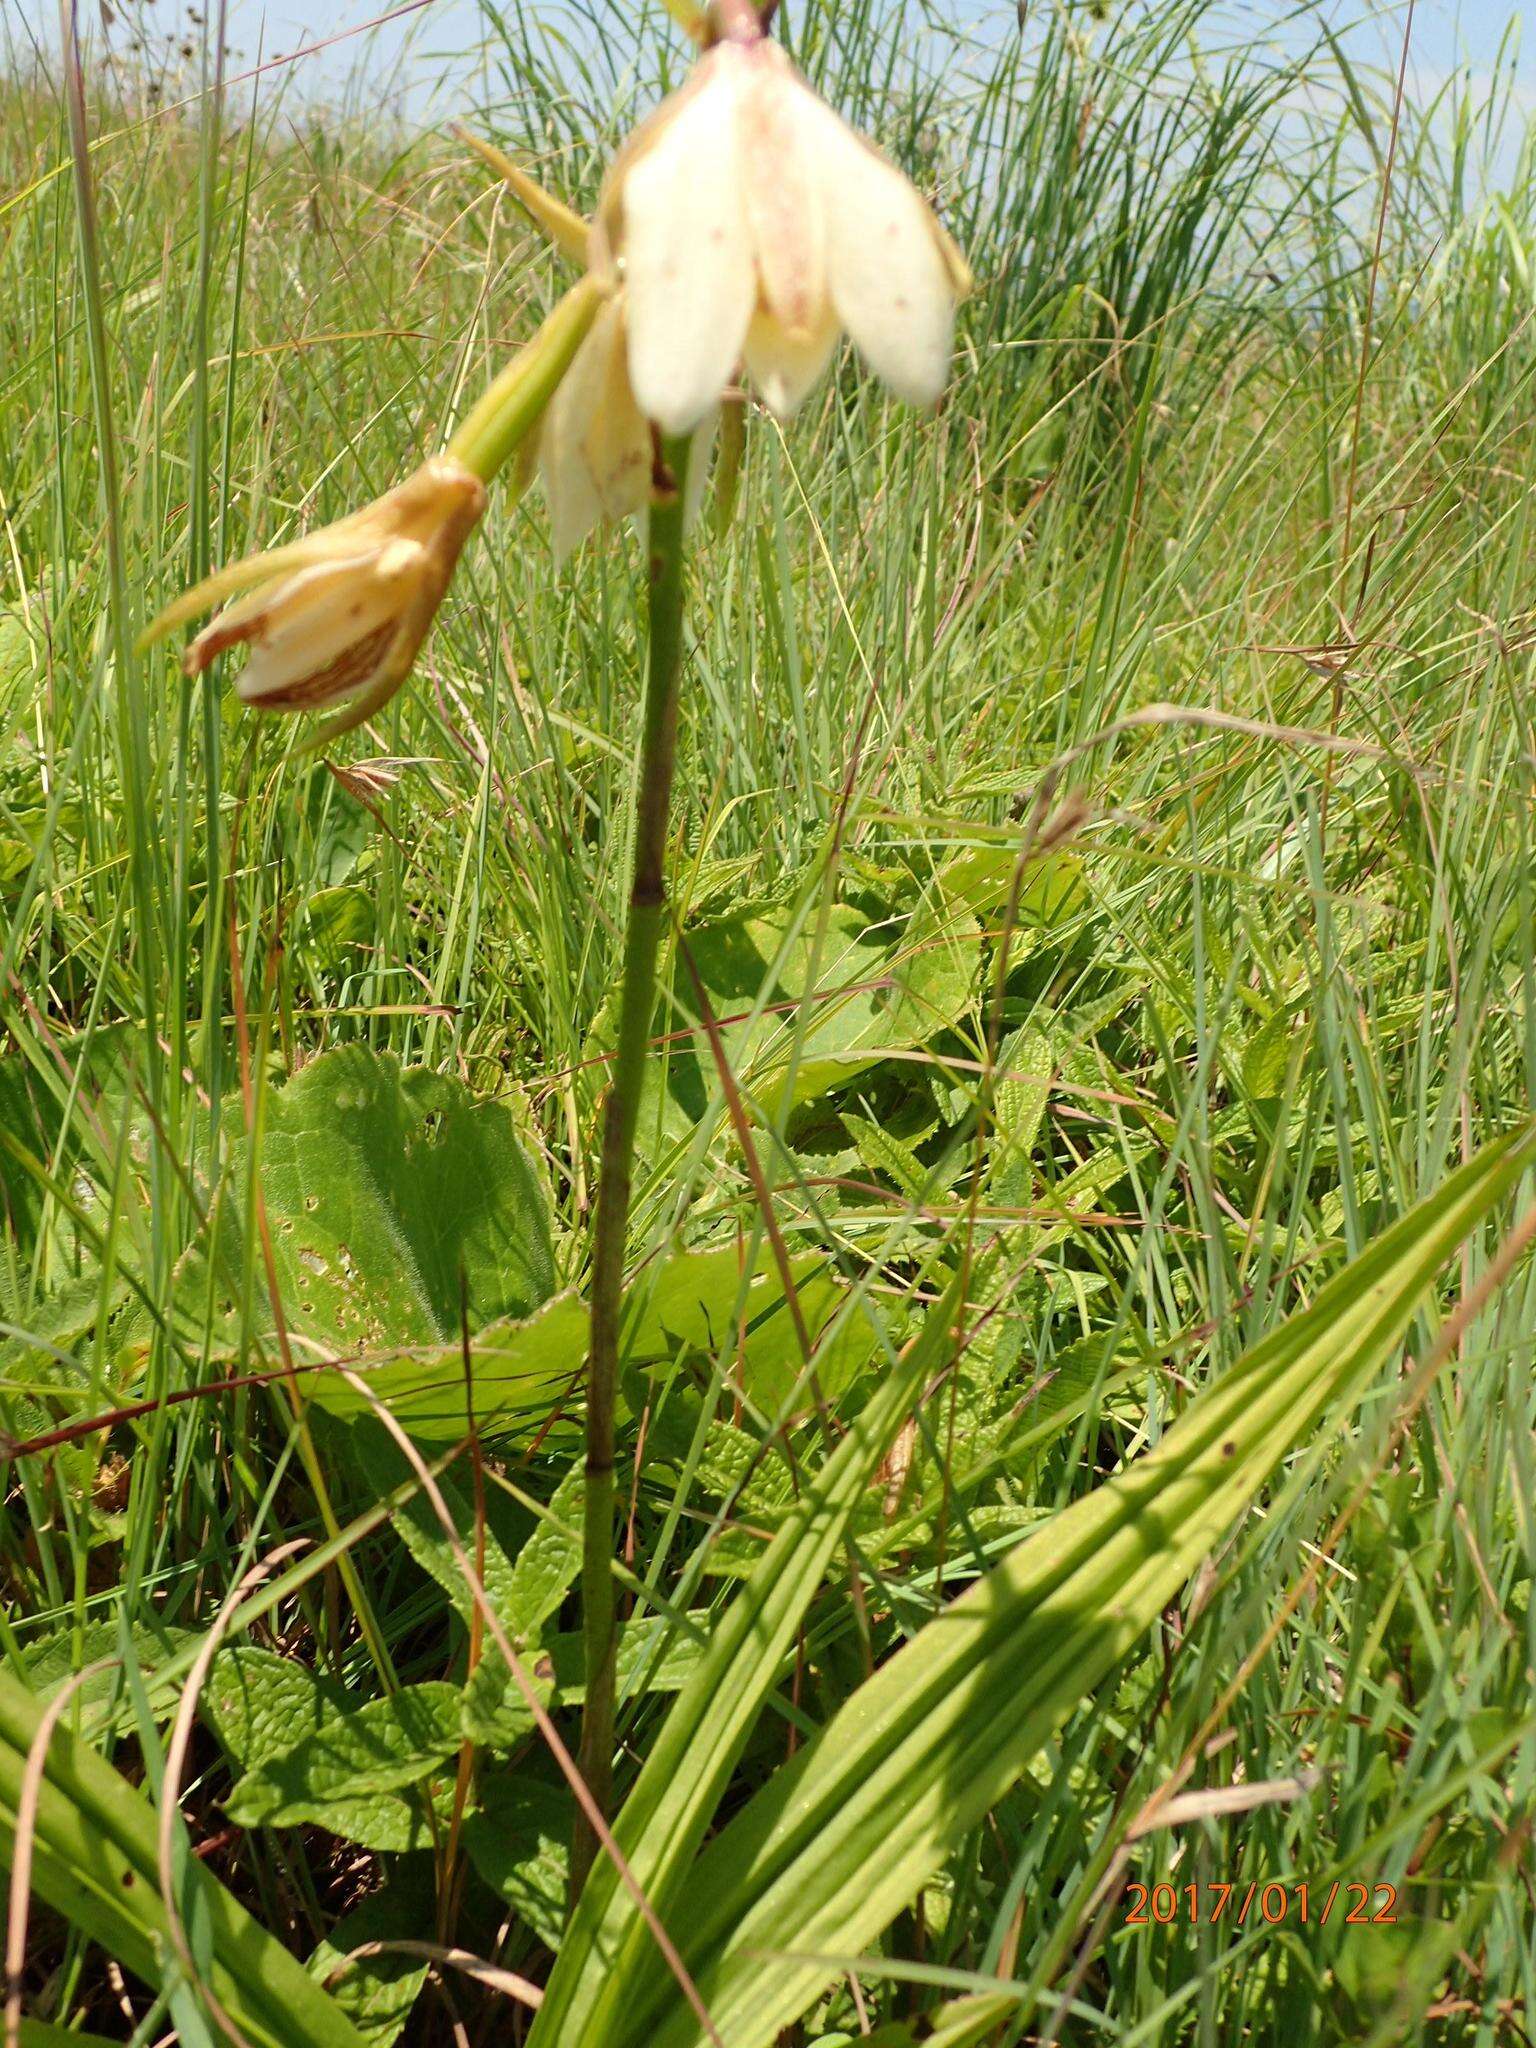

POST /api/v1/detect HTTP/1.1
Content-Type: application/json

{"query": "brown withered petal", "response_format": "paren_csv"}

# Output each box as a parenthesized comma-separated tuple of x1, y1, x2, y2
(172, 458, 485, 738)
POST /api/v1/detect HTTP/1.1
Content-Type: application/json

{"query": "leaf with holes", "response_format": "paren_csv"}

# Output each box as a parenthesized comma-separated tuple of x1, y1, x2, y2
(181, 1046, 555, 1361)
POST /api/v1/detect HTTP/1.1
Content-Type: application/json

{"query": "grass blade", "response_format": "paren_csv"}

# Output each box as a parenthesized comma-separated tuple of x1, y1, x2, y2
(608, 1131, 1533, 2048)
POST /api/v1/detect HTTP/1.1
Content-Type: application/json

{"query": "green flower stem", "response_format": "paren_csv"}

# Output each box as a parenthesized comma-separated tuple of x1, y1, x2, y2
(572, 433, 692, 1901)
(446, 276, 601, 484)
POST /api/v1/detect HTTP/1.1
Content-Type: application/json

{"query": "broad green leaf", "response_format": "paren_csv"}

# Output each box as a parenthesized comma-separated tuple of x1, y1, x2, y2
(307, 1243, 877, 1440)
(183, 1046, 554, 1358)
(203, 1645, 347, 1769)
(843, 1113, 932, 1202)
(0, 1671, 367, 2048)
(638, 895, 978, 1155)
(17, 1618, 196, 1717)
(600, 1131, 1532, 2048)
(987, 1022, 1054, 1209)
(224, 1682, 463, 1828)
(629, 1241, 879, 1411)
(461, 1776, 570, 1950)
(937, 842, 1088, 925)
(462, 1614, 702, 1748)
(454, 1457, 584, 1741)
(1241, 1006, 1306, 1101)
(283, 1783, 454, 1855)
(526, 1269, 964, 2048)
(351, 1421, 526, 1622)
(503, 1458, 587, 1637)
(0, 1027, 138, 1267)
(1333, 1919, 1425, 2017)
(309, 1863, 437, 2046)
(207, 1650, 459, 1847)
(304, 1287, 587, 1440)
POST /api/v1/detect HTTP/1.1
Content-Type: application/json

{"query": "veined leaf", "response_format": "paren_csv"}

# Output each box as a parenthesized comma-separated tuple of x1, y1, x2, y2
(454, 1457, 583, 1741)
(635, 894, 979, 1157)
(308, 1863, 437, 2046)
(203, 1646, 455, 1848)
(987, 1022, 1054, 1210)
(303, 1287, 587, 1441)
(460, 1776, 571, 1951)
(203, 1643, 357, 1770)
(224, 1682, 463, 1828)
(17, 1619, 196, 1718)
(595, 1131, 1532, 2048)
(502, 1457, 587, 1638)
(464, 1611, 706, 1749)
(306, 1242, 876, 1440)
(180, 1045, 555, 1359)
(937, 841, 1088, 926)
(843, 1113, 933, 1202)
(354, 1425, 525, 1622)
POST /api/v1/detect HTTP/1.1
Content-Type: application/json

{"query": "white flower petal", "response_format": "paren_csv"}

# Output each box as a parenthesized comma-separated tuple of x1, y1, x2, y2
(743, 307, 839, 417)
(539, 367, 605, 567)
(621, 50, 756, 435)
(738, 44, 827, 341)
(580, 321, 653, 522)
(541, 300, 653, 563)
(185, 547, 373, 677)
(795, 83, 958, 408)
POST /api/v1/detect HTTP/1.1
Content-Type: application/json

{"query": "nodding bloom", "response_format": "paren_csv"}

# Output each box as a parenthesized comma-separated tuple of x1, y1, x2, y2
(538, 294, 654, 563)
(592, 34, 970, 435)
(537, 294, 717, 561)
(459, 138, 718, 561)
(141, 457, 487, 740)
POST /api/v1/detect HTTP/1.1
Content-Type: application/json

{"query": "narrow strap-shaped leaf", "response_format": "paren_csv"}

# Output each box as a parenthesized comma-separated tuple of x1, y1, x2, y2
(619, 1129, 1532, 2048)
(526, 1269, 965, 2048)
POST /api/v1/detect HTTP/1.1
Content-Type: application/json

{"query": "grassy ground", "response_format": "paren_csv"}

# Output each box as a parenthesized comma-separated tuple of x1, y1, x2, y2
(3, 0, 1536, 2041)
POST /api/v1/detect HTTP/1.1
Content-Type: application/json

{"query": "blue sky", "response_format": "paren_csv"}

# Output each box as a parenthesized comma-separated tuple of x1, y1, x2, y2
(4, 0, 1531, 131)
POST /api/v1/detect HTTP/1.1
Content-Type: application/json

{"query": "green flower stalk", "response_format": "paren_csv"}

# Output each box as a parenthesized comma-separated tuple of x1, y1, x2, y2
(464, 2, 972, 1903)
(572, 428, 692, 1899)
(142, 0, 970, 1915)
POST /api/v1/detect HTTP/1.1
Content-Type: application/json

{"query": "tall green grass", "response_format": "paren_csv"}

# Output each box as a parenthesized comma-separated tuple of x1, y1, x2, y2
(2, 0, 1536, 2041)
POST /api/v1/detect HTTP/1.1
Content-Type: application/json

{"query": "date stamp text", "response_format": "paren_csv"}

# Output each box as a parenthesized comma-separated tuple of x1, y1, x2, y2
(1124, 1881, 1397, 1928)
